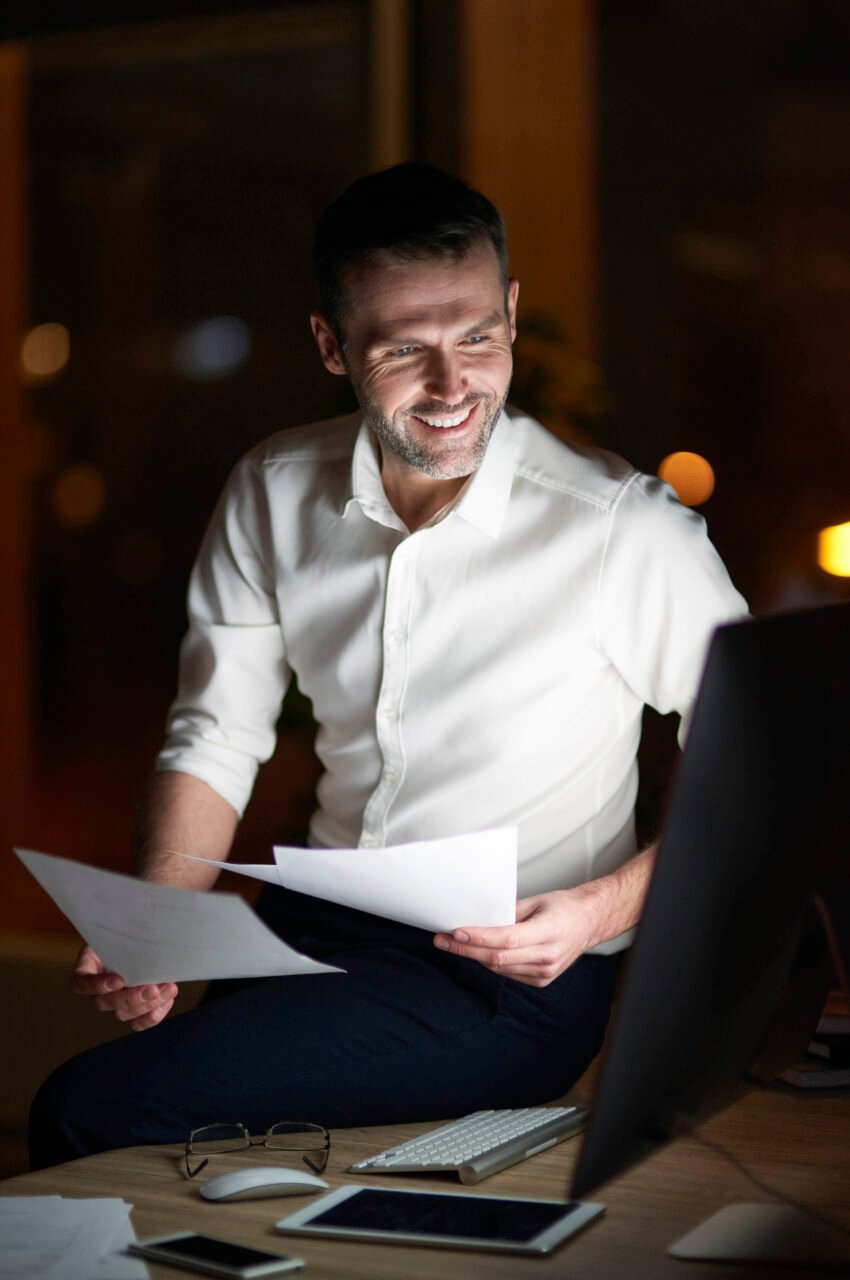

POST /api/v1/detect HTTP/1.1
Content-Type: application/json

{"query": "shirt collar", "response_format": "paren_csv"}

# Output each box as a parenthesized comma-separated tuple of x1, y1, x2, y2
(452, 411, 517, 538)
(342, 410, 518, 539)
(343, 422, 406, 532)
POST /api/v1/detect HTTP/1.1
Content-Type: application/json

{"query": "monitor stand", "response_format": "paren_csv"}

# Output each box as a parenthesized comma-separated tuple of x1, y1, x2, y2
(669, 1204, 850, 1268)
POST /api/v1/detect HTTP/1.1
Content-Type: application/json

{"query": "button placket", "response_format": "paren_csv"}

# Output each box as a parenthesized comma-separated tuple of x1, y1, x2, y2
(359, 540, 415, 846)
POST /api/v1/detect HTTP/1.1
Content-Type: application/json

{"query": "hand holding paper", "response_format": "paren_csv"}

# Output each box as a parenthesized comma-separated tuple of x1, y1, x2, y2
(71, 942, 178, 1032)
(15, 828, 517, 990)
(14, 849, 342, 986)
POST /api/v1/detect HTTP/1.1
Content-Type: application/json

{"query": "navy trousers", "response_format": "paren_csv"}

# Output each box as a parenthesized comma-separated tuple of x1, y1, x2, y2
(28, 886, 617, 1170)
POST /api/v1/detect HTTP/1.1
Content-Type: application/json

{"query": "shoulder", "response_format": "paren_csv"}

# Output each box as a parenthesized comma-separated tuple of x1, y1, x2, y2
(506, 405, 708, 538)
(241, 412, 361, 474)
(506, 406, 639, 512)
(218, 414, 360, 515)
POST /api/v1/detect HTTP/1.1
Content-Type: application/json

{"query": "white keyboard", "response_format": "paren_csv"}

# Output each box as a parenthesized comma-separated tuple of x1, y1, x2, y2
(348, 1105, 588, 1185)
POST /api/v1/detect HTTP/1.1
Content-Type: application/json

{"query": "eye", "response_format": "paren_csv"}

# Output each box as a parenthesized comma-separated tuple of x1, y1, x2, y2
(464, 334, 489, 346)
(390, 345, 417, 358)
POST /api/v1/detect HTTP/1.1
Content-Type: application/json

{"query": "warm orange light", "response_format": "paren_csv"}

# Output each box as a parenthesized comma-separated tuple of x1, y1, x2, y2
(20, 323, 70, 382)
(658, 451, 716, 506)
(818, 522, 850, 577)
(52, 463, 106, 530)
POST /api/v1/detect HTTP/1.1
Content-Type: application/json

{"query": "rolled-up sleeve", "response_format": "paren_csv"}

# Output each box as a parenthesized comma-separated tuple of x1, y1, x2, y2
(156, 455, 289, 815)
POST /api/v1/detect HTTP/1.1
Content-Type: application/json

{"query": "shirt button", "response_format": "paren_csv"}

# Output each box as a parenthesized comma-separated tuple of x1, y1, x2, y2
(382, 707, 398, 721)
(390, 629, 404, 644)
(362, 835, 378, 848)
(384, 769, 398, 784)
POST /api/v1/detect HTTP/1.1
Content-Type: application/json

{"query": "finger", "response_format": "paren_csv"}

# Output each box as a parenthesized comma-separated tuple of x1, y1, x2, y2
(95, 984, 177, 1018)
(434, 924, 522, 952)
(435, 916, 553, 957)
(72, 970, 126, 997)
(73, 944, 105, 976)
(433, 933, 502, 962)
(72, 945, 125, 987)
(109, 995, 162, 1022)
(478, 946, 561, 973)
(439, 897, 547, 948)
(129, 996, 176, 1033)
(435, 932, 562, 978)
(467, 952, 570, 988)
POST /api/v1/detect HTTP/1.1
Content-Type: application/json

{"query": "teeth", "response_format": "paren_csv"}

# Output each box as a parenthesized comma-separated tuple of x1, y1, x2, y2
(418, 411, 469, 428)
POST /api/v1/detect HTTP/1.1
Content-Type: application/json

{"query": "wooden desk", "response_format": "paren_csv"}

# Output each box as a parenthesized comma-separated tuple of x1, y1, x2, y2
(2, 1086, 849, 1279)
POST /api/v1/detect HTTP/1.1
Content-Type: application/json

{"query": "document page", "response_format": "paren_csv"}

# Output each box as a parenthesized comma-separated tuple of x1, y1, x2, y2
(0, 1196, 148, 1280)
(14, 849, 343, 986)
(177, 827, 518, 933)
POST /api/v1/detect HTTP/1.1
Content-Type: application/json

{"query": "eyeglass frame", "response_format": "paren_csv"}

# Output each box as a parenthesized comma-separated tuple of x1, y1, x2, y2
(184, 1120, 330, 1179)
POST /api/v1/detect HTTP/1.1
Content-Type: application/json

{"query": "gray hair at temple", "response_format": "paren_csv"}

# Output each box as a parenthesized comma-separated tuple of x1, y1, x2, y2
(313, 161, 509, 344)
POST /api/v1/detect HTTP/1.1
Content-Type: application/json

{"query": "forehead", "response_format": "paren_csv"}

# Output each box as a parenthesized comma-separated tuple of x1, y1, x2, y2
(340, 241, 506, 344)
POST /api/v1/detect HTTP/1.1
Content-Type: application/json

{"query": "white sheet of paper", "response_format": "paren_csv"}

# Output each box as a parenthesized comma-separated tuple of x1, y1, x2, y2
(0, 1197, 148, 1280)
(176, 828, 518, 934)
(14, 849, 342, 985)
(92, 1201, 149, 1280)
(49, 1199, 146, 1280)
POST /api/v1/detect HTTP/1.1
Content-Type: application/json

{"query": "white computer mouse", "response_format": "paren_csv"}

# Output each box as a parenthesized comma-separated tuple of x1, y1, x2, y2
(199, 1166, 329, 1202)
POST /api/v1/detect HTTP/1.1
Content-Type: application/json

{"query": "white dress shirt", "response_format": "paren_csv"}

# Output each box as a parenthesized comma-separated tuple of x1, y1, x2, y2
(157, 407, 748, 940)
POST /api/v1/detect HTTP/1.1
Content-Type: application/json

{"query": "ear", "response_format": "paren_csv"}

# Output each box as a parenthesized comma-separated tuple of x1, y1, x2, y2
(310, 312, 347, 375)
(506, 278, 519, 343)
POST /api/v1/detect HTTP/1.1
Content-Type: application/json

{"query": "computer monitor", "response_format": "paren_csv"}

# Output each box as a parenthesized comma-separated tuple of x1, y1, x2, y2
(571, 603, 850, 1219)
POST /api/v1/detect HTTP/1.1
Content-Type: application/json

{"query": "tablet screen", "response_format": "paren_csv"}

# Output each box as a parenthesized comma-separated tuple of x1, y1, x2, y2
(311, 1188, 570, 1241)
(277, 1185, 604, 1254)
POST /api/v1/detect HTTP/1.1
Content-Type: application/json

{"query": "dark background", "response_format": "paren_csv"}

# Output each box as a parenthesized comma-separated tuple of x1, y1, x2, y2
(2, 0, 849, 933)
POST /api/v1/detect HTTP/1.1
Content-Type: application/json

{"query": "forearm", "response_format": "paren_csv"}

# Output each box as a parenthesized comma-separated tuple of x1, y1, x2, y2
(72, 769, 237, 1030)
(572, 842, 658, 950)
(132, 769, 239, 889)
(435, 841, 659, 987)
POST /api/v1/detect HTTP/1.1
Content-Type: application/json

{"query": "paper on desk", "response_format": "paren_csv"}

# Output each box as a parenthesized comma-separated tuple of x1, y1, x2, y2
(0, 1196, 148, 1280)
(95, 1202, 148, 1280)
(14, 849, 342, 986)
(176, 827, 518, 934)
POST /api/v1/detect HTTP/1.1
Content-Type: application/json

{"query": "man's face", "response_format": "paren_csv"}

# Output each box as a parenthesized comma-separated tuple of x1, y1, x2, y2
(312, 240, 518, 485)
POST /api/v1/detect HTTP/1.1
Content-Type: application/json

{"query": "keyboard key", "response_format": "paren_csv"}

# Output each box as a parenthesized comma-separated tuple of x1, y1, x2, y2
(348, 1106, 588, 1184)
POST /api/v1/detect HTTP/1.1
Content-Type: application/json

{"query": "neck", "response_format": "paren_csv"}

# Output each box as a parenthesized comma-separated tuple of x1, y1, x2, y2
(380, 462, 468, 532)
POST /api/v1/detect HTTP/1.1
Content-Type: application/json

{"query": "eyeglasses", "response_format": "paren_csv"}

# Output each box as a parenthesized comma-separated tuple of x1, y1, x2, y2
(185, 1121, 330, 1179)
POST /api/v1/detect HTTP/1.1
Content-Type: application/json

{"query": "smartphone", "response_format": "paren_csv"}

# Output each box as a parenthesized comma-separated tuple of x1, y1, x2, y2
(128, 1232, 304, 1278)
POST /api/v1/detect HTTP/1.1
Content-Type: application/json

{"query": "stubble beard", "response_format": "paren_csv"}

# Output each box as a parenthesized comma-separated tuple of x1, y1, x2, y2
(357, 386, 510, 481)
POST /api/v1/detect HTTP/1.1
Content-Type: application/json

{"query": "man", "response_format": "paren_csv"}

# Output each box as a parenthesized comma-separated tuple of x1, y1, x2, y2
(29, 163, 747, 1169)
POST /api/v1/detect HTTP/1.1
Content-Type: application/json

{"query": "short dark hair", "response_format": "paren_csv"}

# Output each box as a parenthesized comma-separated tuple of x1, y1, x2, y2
(313, 161, 509, 341)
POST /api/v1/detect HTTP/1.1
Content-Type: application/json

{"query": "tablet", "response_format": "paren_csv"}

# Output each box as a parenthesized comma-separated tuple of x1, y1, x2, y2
(275, 1185, 604, 1255)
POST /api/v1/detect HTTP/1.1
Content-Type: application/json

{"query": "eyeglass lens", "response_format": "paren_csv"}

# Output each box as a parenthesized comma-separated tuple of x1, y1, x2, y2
(190, 1123, 250, 1153)
(268, 1122, 329, 1173)
(186, 1121, 329, 1176)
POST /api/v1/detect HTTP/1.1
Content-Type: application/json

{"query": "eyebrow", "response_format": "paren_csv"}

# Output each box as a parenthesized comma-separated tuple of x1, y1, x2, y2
(461, 311, 504, 336)
(366, 311, 507, 352)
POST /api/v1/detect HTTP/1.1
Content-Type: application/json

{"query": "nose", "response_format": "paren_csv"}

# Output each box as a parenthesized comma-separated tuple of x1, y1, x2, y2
(423, 348, 467, 405)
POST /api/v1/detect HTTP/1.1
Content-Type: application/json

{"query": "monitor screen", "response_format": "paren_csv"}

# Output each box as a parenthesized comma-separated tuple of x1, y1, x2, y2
(571, 602, 850, 1198)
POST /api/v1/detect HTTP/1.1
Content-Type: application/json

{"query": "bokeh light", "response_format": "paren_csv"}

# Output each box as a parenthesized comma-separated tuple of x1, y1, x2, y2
(658, 451, 716, 506)
(20, 323, 70, 383)
(51, 463, 107, 530)
(171, 315, 251, 381)
(818, 522, 850, 577)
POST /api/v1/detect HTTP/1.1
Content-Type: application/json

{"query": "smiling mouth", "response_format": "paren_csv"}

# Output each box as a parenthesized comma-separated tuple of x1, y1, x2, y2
(412, 403, 477, 431)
